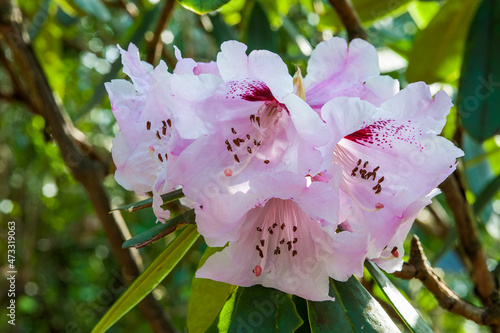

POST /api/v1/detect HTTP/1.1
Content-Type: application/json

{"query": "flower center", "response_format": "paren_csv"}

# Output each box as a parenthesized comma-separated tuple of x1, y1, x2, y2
(252, 198, 301, 277)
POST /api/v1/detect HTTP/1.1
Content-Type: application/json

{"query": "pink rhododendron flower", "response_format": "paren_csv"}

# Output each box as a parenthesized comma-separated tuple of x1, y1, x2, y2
(195, 170, 369, 301)
(168, 41, 329, 200)
(304, 37, 400, 111)
(320, 82, 464, 272)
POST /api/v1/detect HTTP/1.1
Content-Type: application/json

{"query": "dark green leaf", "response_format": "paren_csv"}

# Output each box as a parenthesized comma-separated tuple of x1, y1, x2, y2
(406, 0, 480, 84)
(365, 261, 433, 333)
(473, 173, 500, 215)
(187, 247, 235, 333)
(207, 285, 303, 333)
(177, 0, 231, 15)
(246, 1, 278, 53)
(73, 0, 111, 22)
(92, 225, 200, 333)
(210, 12, 238, 46)
(112, 189, 184, 212)
(122, 209, 195, 249)
(308, 277, 400, 332)
(458, 0, 500, 141)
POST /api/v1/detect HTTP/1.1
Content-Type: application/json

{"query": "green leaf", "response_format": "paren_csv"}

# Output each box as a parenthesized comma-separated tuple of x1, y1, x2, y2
(457, 0, 500, 142)
(473, 173, 500, 215)
(177, 0, 231, 15)
(73, 0, 111, 22)
(406, 0, 480, 83)
(92, 225, 200, 333)
(365, 261, 433, 333)
(122, 209, 195, 249)
(207, 285, 303, 333)
(246, 1, 277, 53)
(112, 189, 184, 212)
(308, 277, 400, 332)
(187, 247, 235, 333)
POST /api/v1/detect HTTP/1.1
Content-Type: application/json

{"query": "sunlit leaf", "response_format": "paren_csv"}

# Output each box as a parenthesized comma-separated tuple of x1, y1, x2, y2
(457, 0, 500, 142)
(91, 225, 200, 333)
(187, 246, 235, 333)
(308, 277, 399, 332)
(207, 285, 303, 332)
(122, 209, 195, 249)
(177, 0, 231, 15)
(406, 0, 480, 83)
(365, 261, 433, 333)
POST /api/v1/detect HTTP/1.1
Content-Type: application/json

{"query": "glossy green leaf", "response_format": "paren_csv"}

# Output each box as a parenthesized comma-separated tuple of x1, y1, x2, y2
(246, 1, 277, 53)
(308, 277, 399, 332)
(113, 189, 184, 212)
(320, 0, 411, 29)
(122, 209, 195, 249)
(92, 225, 200, 333)
(187, 247, 235, 333)
(365, 261, 433, 333)
(73, 0, 111, 22)
(207, 285, 303, 333)
(406, 0, 480, 83)
(177, 0, 231, 15)
(457, 0, 500, 142)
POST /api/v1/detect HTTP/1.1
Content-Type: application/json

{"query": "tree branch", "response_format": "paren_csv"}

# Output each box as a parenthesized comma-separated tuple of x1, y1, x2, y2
(393, 236, 500, 331)
(439, 173, 496, 305)
(327, 0, 367, 41)
(0, 1, 176, 332)
(146, 0, 175, 65)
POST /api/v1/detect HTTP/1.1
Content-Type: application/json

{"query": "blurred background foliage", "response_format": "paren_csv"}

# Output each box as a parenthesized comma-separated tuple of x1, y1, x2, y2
(1, 0, 499, 332)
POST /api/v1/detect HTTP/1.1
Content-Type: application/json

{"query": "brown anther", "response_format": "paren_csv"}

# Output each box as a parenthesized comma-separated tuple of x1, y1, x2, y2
(146, 121, 151, 130)
(234, 154, 240, 163)
(158, 154, 163, 162)
(256, 245, 261, 251)
(293, 238, 297, 244)
(378, 176, 385, 183)
(162, 127, 167, 136)
(247, 147, 252, 154)
(231, 127, 237, 134)
(250, 114, 255, 122)
(256, 116, 261, 127)
(256, 227, 262, 232)
(292, 250, 297, 257)
(246, 134, 251, 140)
(357, 159, 362, 166)
(264, 160, 270, 164)
(363, 161, 369, 168)
(167, 119, 172, 127)
(375, 187, 382, 194)
(273, 222, 278, 228)
(162, 120, 167, 127)
(280, 223, 285, 230)
(280, 239, 285, 244)
(373, 184, 380, 191)
(165, 153, 168, 161)
(351, 167, 358, 177)
(287, 242, 292, 251)
(233, 139, 241, 147)
(268, 227, 274, 235)
(259, 251, 264, 258)
(373, 166, 380, 172)
(366, 172, 372, 179)
(293, 226, 297, 232)
(256, 141, 262, 147)
(156, 131, 161, 140)
(260, 240, 265, 246)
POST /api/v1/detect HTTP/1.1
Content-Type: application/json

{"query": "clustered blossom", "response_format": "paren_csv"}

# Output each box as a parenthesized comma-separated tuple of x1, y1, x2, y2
(106, 38, 463, 301)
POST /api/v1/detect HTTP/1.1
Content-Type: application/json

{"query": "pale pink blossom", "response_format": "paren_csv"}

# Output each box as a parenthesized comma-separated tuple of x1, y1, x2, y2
(195, 170, 369, 301)
(320, 82, 463, 271)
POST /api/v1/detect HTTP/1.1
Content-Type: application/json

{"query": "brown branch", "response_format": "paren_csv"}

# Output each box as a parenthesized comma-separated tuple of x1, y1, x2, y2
(327, 0, 367, 41)
(146, 0, 175, 65)
(393, 236, 500, 331)
(439, 173, 496, 305)
(0, 1, 176, 332)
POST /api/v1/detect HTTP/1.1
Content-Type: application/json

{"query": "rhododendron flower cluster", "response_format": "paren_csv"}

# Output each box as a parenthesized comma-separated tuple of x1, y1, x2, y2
(106, 37, 463, 301)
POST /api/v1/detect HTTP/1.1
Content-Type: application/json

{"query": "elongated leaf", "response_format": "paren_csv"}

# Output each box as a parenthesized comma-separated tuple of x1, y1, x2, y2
(474, 173, 500, 215)
(457, 0, 500, 142)
(246, 1, 277, 53)
(177, 0, 231, 15)
(92, 225, 200, 333)
(73, 0, 111, 22)
(308, 277, 399, 332)
(406, 0, 480, 83)
(187, 247, 235, 333)
(122, 209, 195, 249)
(207, 285, 303, 333)
(365, 261, 433, 333)
(113, 189, 184, 212)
